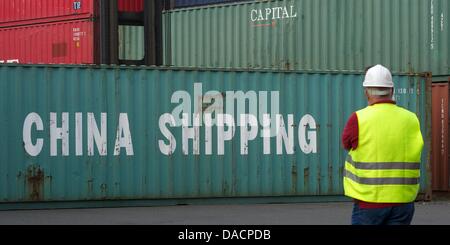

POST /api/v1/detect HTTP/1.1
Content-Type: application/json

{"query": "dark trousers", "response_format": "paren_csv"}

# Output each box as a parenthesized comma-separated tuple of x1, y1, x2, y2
(351, 202, 415, 225)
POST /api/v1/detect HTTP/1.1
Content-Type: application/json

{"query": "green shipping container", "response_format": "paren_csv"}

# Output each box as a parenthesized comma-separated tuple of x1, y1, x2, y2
(0, 65, 431, 209)
(119, 25, 145, 61)
(163, 0, 450, 75)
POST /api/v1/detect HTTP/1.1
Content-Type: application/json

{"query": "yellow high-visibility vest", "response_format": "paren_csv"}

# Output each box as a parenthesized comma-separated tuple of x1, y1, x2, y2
(343, 103, 424, 203)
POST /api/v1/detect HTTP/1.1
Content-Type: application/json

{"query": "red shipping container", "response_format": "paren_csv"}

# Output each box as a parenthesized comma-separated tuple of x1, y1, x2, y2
(0, 0, 95, 27)
(0, 19, 94, 64)
(118, 0, 144, 12)
(431, 82, 450, 191)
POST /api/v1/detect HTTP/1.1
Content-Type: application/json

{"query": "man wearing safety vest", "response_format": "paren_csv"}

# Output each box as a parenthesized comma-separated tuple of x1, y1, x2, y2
(342, 64, 424, 225)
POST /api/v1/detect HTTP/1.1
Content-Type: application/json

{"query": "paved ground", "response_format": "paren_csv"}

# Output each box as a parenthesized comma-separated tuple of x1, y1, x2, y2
(0, 201, 449, 225)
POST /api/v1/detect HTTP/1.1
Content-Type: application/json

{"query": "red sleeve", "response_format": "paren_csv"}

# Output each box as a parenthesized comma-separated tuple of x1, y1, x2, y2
(342, 113, 359, 150)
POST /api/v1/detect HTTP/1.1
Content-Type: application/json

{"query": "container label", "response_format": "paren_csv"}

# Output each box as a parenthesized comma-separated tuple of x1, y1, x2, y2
(22, 81, 318, 157)
(158, 83, 317, 156)
(23, 113, 134, 157)
(73, 27, 86, 42)
(431, 0, 435, 50)
(250, 5, 297, 27)
(73, 1, 81, 10)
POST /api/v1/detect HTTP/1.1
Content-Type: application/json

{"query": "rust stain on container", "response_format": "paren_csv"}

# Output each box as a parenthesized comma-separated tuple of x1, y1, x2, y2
(87, 179, 94, 195)
(26, 165, 44, 201)
(291, 163, 297, 193)
(432, 82, 450, 191)
(100, 183, 108, 198)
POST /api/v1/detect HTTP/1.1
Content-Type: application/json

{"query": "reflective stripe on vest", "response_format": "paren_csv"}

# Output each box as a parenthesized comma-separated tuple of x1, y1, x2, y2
(344, 170, 420, 185)
(343, 103, 424, 203)
(346, 155, 420, 170)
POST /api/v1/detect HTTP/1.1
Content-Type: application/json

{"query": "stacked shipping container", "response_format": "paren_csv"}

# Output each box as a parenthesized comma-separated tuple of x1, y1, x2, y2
(0, 0, 95, 25)
(0, 0, 157, 65)
(163, 0, 450, 75)
(0, 0, 97, 64)
(0, 65, 432, 209)
(0, 20, 95, 64)
(2, 0, 449, 72)
(432, 78, 450, 191)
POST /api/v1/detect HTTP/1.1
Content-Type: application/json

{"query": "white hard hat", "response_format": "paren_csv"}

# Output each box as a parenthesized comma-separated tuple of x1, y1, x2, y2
(363, 64, 394, 88)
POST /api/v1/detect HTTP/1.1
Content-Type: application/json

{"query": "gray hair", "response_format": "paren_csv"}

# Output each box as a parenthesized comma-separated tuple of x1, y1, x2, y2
(365, 87, 392, 97)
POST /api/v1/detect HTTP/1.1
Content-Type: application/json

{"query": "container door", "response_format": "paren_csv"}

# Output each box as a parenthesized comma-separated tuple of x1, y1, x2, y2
(431, 82, 450, 191)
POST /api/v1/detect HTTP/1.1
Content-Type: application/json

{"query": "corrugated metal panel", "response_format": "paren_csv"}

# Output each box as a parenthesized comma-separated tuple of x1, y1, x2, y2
(119, 25, 145, 61)
(118, 0, 144, 13)
(164, 0, 450, 75)
(432, 0, 450, 76)
(0, 65, 431, 206)
(173, 0, 247, 8)
(0, 19, 95, 64)
(0, 0, 95, 27)
(431, 82, 449, 191)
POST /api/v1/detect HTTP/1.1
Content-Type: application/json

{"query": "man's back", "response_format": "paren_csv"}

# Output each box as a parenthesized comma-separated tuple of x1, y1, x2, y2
(355, 103, 423, 163)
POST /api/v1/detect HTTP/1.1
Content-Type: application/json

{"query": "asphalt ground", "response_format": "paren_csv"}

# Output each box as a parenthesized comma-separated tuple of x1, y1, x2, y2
(0, 200, 449, 225)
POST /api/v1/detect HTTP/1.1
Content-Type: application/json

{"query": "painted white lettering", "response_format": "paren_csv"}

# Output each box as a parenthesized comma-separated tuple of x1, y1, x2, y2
(281, 6, 289, 19)
(23, 112, 135, 157)
(50, 112, 69, 156)
(251, 9, 258, 22)
(257, 10, 264, 21)
(240, 114, 258, 155)
(290, 5, 297, 18)
(262, 114, 272, 155)
(75, 113, 83, 156)
(298, 114, 317, 154)
(265, 8, 272, 20)
(276, 114, 294, 155)
(114, 113, 134, 156)
(251, 5, 297, 22)
(204, 113, 213, 155)
(23, 113, 44, 157)
(163, 83, 317, 156)
(159, 113, 176, 156)
(182, 113, 200, 155)
(217, 114, 235, 155)
(87, 113, 107, 156)
(258, 91, 280, 138)
(273, 7, 282, 19)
